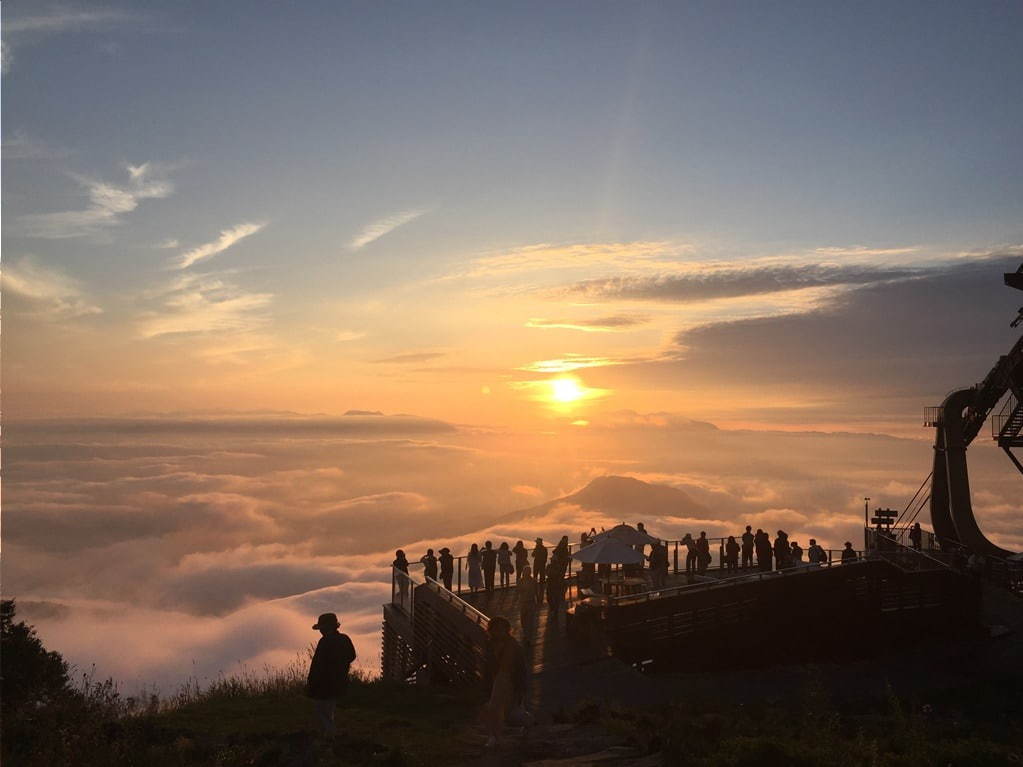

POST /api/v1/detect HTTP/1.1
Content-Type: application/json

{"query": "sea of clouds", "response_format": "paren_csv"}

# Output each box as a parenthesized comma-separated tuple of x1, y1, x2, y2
(4, 412, 1019, 693)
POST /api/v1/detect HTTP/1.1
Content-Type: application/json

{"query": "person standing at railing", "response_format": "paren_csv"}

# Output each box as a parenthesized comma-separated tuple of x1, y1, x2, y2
(909, 522, 923, 551)
(498, 542, 514, 588)
(840, 541, 857, 563)
(773, 531, 790, 570)
(393, 550, 410, 606)
(551, 536, 571, 580)
(439, 547, 454, 590)
(513, 540, 528, 582)
(725, 536, 740, 572)
(696, 532, 711, 574)
(652, 540, 670, 587)
(791, 540, 803, 565)
(741, 525, 755, 568)
(420, 548, 438, 582)
(807, 539, 826, 565)
(467, 543, 484, 593)
(482, 541, 497, 591)
(682, 533, 697, 575)
(754, 529, 772, 571)
(532, 538, 548, 586)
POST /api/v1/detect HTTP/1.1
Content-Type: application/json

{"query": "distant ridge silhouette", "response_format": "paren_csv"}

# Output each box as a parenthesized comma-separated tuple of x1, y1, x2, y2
(496, 475, 719, 524)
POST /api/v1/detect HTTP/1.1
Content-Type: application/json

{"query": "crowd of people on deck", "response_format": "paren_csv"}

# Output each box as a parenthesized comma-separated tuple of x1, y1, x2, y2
(392, 525, 863, 606)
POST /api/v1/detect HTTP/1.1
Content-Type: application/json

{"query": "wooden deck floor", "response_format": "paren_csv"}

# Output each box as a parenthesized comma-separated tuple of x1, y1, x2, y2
(462, 584, 665, 714)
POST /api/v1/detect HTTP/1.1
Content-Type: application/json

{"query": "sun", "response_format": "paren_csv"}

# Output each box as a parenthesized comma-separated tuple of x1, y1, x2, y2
(550, 376, 585, 403)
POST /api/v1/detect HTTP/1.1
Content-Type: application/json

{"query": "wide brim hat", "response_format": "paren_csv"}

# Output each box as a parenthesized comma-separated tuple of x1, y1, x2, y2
(312, 612, 340, 630)
(439, 547, 450, 554)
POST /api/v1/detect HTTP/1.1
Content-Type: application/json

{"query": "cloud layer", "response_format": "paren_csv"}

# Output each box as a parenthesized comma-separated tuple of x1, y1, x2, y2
(6, 412, 1019, 691)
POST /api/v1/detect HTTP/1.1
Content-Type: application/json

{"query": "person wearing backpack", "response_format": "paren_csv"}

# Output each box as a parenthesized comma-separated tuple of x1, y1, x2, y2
(307, 612, 357, 738)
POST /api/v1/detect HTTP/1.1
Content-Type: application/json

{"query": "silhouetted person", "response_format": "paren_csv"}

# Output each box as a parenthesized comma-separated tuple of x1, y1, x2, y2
(840, 541, 857, 564)
(498, 542, 513, 588)
(467, 543, 484, 592)
(741, 525, 755, 568)
(551, 536, 571, 579)
(483, 616, 527, 748)
(513, 540, 528, 580)
(754, 529, 772, 572)
(696, 531, 711, 574)
(517, 565, 538, 644)
(439, 547, 454, 590)
(648, 541, 668, 587)
(909, 522, 923, 551)
(774, 531, 790, 570)
(682, 533, 698, 574)
(393, 549, 410, 606)
(306, 612, 357, 738)
(807, 539, 826, 565)
(420, 548, 438, 582)
(725, 536, 739, 572)
(482, 540, 497, 591)
(791, 540, 803, 564)
(532, 538, 548, 585)
(545, 560, 566, 612)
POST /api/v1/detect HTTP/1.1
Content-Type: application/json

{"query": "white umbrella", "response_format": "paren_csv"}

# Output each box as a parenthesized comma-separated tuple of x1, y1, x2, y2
(591, 523, 659, 546)
(572, 537, 645, 565)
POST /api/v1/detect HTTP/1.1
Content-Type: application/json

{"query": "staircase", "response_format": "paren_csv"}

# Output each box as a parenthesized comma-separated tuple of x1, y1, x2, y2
(994, 394, 1023, 447)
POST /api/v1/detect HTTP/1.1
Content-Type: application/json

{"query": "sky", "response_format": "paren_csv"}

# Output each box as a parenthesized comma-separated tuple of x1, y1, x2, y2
(3, 2, 1023, 688)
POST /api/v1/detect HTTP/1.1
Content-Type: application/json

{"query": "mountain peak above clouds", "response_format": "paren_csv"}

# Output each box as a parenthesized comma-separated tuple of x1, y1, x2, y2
(499, 474, 718, 525)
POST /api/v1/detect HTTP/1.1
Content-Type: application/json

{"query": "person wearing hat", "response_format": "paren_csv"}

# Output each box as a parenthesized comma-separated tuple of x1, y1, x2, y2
(306, 612, 357, 738)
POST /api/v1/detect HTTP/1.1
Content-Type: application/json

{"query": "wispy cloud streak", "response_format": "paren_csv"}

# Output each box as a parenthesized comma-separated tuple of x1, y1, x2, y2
(15, 164, 173, 239)
(174, 223, 266, 270)
(563, 262, 922, 303)
(138, 273, 272, 338)
(2, 257, 102, 318)
(525, 315, 650, 332)
(349, 208, 427, 250)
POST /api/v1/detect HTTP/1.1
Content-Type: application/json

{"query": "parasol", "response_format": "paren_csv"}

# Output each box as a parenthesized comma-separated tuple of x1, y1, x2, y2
(591, 523, 660, 546)
(571, 537, 646, 565)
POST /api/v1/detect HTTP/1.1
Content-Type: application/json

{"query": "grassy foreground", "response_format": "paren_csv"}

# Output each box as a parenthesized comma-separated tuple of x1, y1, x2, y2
(4, 599, 1022, 766)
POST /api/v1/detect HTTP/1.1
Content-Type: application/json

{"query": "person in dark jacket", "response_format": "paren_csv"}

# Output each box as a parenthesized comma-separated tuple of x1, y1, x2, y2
(741, 525, 755, 568)
(682, 533, 698, 575)
(420, 548, 438, 582)
(773, 531, 790, 570)
(532, 538, 548, 586)
(438, 547, 455, 590)
(481, 541, 497, 591)
(393, 550, 410, 607)
(725, 536, 740, 572)
(512, 540, 529, 581)
(754, 529, 772, 572)
(841, 541, 858, 563)
(909, 522, 923, 550)
(696, 531, 711, 574)
(306, 612, 357, 737)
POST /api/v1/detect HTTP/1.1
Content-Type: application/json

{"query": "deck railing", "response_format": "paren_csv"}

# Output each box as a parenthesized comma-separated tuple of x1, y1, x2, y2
(430, 535, 844, 596)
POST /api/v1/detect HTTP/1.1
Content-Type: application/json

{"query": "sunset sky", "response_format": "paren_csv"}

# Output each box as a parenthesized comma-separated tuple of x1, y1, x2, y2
(3, 3, 1022, 686)
(5, 1, 1023, 431)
